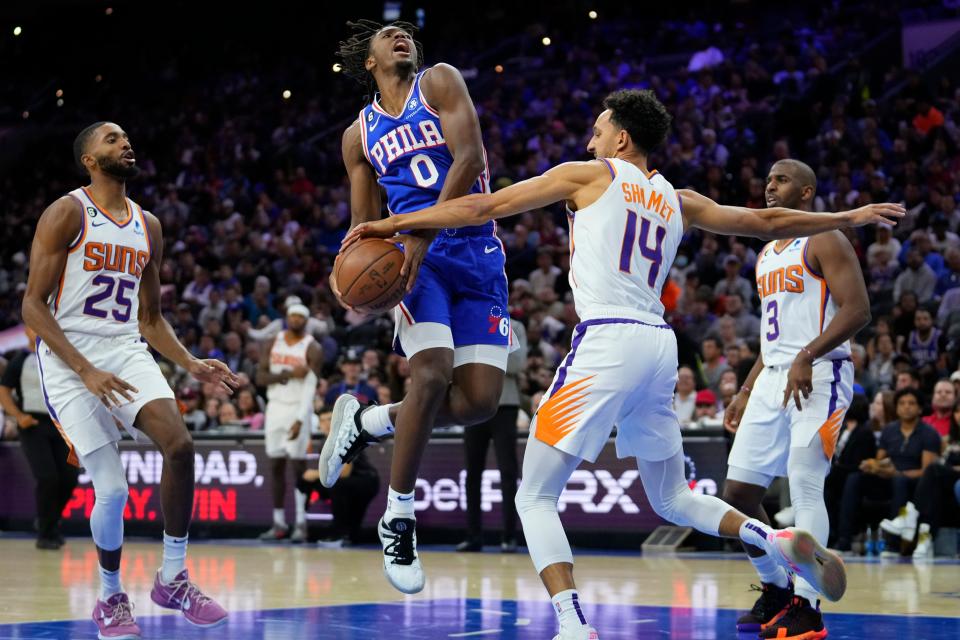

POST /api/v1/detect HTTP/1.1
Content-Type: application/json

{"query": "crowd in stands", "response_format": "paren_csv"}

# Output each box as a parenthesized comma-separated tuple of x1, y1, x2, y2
(2, 1, 959, 554)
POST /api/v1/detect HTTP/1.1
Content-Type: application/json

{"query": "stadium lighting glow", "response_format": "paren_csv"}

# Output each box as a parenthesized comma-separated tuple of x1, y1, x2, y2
(588, 10, 598, 19)
(56, 89, 63, 98)
(282, 89, 292, 99)
(57, 99, 64, 107)
(332, 63, 342, 73)
(95, 74, 103, 82)
(495, 64, 504, 73)
(105, 7, 113, 15)
(22, 111, 29, 119)
(13, 26, 22, 36)
(542, 36, 551, 46)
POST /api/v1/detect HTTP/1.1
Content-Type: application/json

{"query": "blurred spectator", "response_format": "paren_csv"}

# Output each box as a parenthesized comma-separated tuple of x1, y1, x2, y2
(825, 393, 880, 546)
(923, 379, 955, 437)
(868, 333, 897, 391)
(179, 387, 208, 431)
(700, 337, 731, 392)
(894, 250, 937, 304)
(684, 286, 717, 346)
(912, 400, 960, 557)
(325, 350, 378, 406)
(711, 293, 760, 340)
(529, 247, 561, 296)
(902, 308, 943, 371)
(236, 388, 265, 430)
(674, 366, 697, 426)
(713, 255, 754, 307)
(693, 389, 723, 430)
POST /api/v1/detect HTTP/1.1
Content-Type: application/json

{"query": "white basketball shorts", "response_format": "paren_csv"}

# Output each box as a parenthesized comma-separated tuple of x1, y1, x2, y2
(264, 400, 310, 459)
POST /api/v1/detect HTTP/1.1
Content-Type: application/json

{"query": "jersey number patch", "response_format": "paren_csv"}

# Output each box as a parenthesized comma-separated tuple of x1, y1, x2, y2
(83, 274, 136, 322)
(410, 154, 439, 187)
(618, 209, 666, 287)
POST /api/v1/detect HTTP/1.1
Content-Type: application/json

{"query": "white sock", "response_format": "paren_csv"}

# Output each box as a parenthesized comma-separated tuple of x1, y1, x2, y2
(295, 489, 307, 526)
(361, 404, 396, 438)
(273, 508, 286, 528)
(161, 532, 188, 583)
(99, 566, 122, 600)
(551, 589, 589, 628)
(749, 553, 789, 588)
(385, 486, 415, 520)
(739, 518, 775, 549)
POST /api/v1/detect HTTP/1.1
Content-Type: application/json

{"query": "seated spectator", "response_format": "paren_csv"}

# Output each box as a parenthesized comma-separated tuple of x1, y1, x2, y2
(298, 410, 379, 546)
(529, 247, 561, 296)
(245, 275, 279, 324)
(700, 337, 731, 392)
(901, 308, 943, 372)
(684, 286, 717, 346)
(911, 401, 960, 557)
(674, 366, 697, 426)
(205, 397, 222, 429)
(710, 293, 759, 340)
(179, 387, 208, 431)
(692, 389, 723, 430)
(713, 255, 754, 308)
(923, 379, 955, 437)
(325, 350, 378, 405)
(868, 333, 897, 391)
(833, 388, 940, 551)
(867, 246, 898, 303)
(183, 266, 214, 308)
(218, 401, 240, 425)
(236, 388, 265, 429)
(718, 370, 739, 409)
(866, 223, 901, 268)
(826, 393, 881, 546)
(893, 249, 937, 304)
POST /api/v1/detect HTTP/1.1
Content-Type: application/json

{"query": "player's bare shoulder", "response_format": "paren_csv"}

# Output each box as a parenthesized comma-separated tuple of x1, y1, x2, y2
(341, 119, 365, 158)
(36, 194, 84, 245)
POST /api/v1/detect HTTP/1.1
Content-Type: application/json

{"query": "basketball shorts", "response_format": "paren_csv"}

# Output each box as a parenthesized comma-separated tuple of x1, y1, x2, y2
(530, 316, 683, 463)
(393, 231, 511, 370)
(264, 400, 310, 459)
(727, 359, 854, 482)
(36, 333, 175, 457)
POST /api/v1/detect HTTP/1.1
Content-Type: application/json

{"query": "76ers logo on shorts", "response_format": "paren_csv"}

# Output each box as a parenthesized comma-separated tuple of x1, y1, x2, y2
(487, 306, 509, 337)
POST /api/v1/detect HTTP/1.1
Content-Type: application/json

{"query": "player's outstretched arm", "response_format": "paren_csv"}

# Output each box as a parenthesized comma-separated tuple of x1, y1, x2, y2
(138, 212, 239, 394)
(679, 189, 905, 239)
(342, 161, 601, 244)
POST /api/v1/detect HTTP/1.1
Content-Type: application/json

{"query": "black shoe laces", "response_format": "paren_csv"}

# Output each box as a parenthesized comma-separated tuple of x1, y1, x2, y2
(337, 405, 377, 465)
(382, 519, 416, 566)
(749, 583, 791, 618)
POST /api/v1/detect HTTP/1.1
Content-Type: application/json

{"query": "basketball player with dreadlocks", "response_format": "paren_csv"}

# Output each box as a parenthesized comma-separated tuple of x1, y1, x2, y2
(319, 20, 508, 594)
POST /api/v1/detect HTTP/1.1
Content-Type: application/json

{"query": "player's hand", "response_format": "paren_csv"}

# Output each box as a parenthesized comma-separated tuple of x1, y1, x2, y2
(288, 420, 302, 441)
(328, 265, 356, 312)
(845, 203, 906, 227)
(81, 367, 139, 408)
(396, 232, 432, 293)
(723, 391, 749, 434)
(15, 413, 39, 429)
(782, 350, 814, 410)
(341, 218, 398, 248)
(188, 358, 241, 395)
(290, 365, 310, 379)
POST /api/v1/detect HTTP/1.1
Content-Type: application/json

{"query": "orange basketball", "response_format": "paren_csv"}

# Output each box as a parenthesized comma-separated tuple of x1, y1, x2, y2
(334, 238, 407, 313)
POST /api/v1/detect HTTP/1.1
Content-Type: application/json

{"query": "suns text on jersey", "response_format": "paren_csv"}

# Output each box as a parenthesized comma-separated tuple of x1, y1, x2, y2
(83, 242, 149, 278)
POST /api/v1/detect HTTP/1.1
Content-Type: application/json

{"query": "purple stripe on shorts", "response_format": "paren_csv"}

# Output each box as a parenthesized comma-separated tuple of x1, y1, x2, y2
(577, 317, 671, 330)
(549, 326, 588, 397)
(35, 337, 61, 423)
(827, 359, 842, 417)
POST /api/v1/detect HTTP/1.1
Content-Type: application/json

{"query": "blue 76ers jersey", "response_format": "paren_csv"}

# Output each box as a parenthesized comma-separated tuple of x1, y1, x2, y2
(359, 68, 492, 232)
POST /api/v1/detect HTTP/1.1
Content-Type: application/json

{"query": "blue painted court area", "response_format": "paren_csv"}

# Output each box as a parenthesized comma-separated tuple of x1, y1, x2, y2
(0, 599, 957, 639)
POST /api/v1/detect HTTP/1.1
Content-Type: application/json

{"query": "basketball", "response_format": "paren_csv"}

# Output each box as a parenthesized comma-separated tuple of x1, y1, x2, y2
(335, 238, 406, 313)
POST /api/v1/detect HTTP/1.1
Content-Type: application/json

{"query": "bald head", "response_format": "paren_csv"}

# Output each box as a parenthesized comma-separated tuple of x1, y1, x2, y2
(766, 159, 817, 211)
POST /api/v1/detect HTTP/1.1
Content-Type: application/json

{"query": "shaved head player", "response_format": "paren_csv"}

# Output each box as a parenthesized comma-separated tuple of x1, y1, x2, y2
(22, 122, 238, 639)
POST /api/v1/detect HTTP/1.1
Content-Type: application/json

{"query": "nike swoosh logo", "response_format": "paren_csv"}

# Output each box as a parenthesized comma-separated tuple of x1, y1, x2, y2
(397, 495, 414, 501)
(103, 615, 114, 625)
(484, 245, 498, 254)
(91, 221, 107, 227)
(369, 116, 381, 132)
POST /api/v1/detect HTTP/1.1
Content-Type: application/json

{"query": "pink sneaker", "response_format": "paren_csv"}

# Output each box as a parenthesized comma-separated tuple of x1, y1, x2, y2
(150, 569, 228, 628)
(92, 592, 141, 639)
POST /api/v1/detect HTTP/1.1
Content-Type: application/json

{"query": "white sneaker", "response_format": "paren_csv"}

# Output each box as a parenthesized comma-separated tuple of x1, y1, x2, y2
(912, 524, 934, 560)
(378, 517, 424, 594)
(317, 395, 377, 488)
(774, 506, 795, 527)
(765, 527, 846, 602)
(289, 523, 308, 544)
(880, 502, 919, 541)
(553, 625, 600, 640)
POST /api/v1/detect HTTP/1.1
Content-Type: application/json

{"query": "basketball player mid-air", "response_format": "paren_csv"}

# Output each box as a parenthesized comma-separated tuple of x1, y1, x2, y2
(22, 122, 238, 640)
(720, 159, 870, 640)
(344, 89, 904, 640)
(320, 20, 511, 594)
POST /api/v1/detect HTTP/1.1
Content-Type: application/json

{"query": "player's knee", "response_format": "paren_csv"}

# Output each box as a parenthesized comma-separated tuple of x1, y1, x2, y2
(410, 369, 451, 404)
(460, 393, 499, 426)
(721, 481, 762, 514)
(514, 479, 556, 521)
(94, 477, 129, 508)
(164, 432, 195, 468)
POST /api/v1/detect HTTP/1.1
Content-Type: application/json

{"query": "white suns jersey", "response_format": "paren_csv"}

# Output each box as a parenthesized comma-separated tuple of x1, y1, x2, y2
(51, 188, 152, 337)
(567, 158, 683, 321)
(266, 332, 314, 403)
(755, 237, 851, 367)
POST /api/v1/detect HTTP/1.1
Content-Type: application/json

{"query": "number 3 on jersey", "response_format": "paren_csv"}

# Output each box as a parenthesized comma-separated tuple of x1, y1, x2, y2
(618, 209, 666, 286)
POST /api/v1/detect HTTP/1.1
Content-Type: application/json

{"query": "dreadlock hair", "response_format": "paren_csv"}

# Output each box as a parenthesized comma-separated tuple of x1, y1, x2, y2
(73, 121, 107, 174)
(337, 19, 424, 97)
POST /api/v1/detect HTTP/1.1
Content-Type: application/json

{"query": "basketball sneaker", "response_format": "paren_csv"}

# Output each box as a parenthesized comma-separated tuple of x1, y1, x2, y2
(290, 523, 308, 544)
(759, 596, 826, 639)
(258, 523, 290, 541)
(553, 625, 600, 640)
(378, 517, 425, 594)
(880, 501, 919, 542)
(150, 569, 228, 628)
(912, 523, 934, 560)
(92, 592, 141, 640)
(318, 394, 379, 488)
(764, 528, 846, 602)
(735, 581, 794, 632)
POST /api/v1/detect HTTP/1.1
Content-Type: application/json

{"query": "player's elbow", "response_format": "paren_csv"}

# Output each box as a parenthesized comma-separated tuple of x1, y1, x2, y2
(459, 149, 486, 179)
(855, 305, 872, 329)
